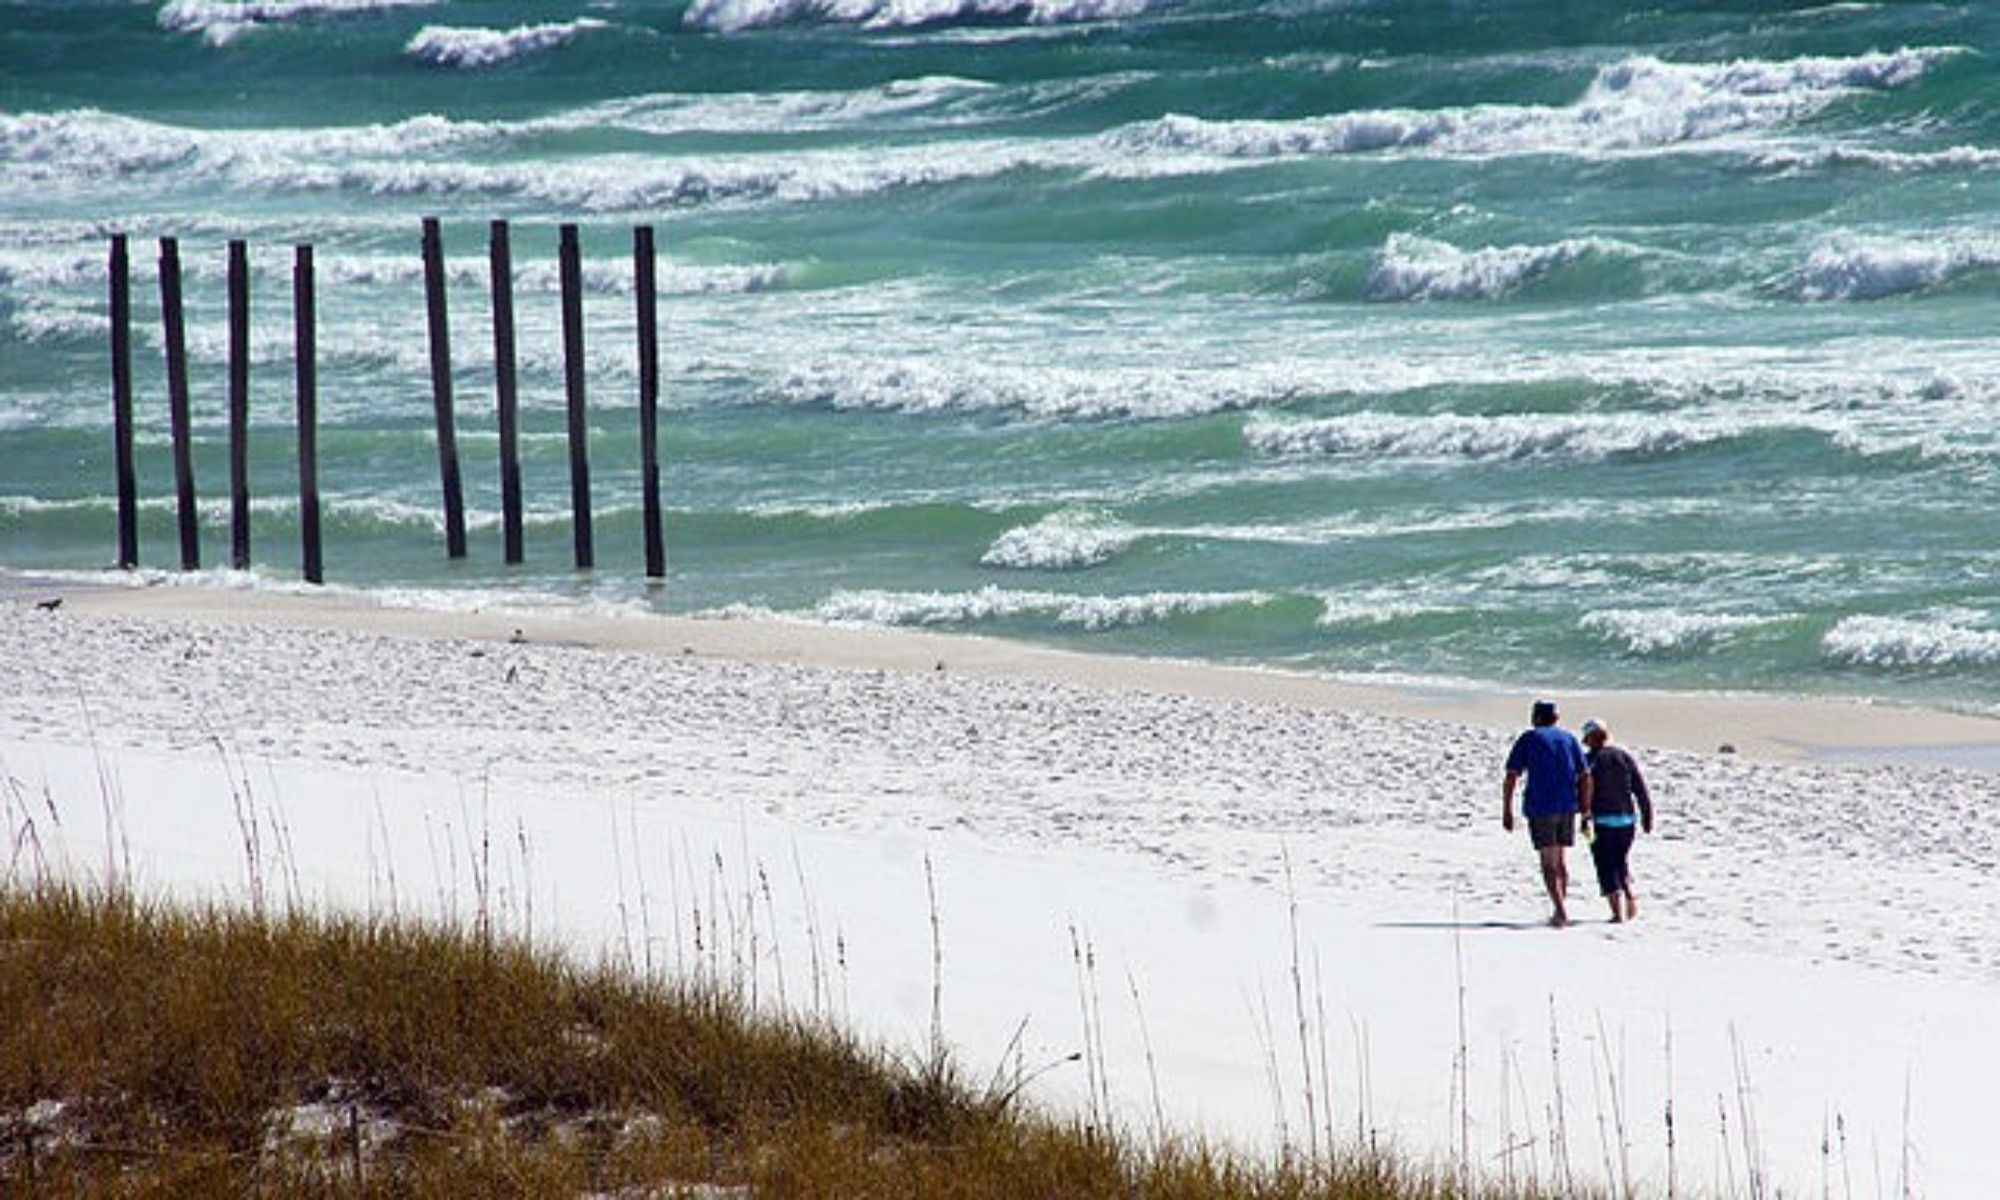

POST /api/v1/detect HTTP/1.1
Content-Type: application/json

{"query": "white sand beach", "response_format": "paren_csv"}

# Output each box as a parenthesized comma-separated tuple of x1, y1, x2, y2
(3, 574, 1996, 1195)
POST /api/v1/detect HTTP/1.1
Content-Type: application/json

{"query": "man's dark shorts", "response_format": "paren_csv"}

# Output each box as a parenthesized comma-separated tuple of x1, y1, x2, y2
(1528, 814, 1575, 849)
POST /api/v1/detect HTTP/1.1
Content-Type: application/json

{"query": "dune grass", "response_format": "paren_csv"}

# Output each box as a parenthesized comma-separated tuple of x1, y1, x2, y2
(0, 881, 1594, 1198)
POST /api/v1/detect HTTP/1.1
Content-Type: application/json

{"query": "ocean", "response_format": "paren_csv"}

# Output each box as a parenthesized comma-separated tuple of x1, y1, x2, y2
(5, 0, 2000, 710)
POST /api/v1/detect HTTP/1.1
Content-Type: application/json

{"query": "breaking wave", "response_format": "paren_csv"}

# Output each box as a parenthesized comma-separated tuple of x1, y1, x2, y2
(815, 585, 1271, 630)
(0, 108, 1069, 212)
(1315, 594, 1453, 628)
(1366, 234, 1635, 301)
(1822, 614, 2000, 668)
(0, 109, 511, 184)
(1242, 411, 1748, 463)
(571, 76, 1003, 136)
(0, 492, 583, 535)
(763, 357, 1307, 420)
(1580, 608, 1782, 655)
(159, 0, 442, 47)
(683, 0, 1149, 34)
(1782, 233, 2000, 301)
(1750, 144, 2000, 174)
(404, 20, 610, 69)
(7, 307, 106, 345)
(0, 240, 789, 298)
(2, 48, 1964, 210)
(1102, 48, 1959, 166)
(980, 510, 1138, 569)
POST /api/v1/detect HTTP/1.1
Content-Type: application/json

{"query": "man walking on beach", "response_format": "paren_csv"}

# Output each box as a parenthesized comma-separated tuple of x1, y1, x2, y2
(1579, 718, 1653, 923)
(1500, 699, 1592, 928)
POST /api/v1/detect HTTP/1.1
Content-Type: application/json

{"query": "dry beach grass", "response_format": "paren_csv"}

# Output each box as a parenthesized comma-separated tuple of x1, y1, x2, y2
(0, 880, 1582, 1199)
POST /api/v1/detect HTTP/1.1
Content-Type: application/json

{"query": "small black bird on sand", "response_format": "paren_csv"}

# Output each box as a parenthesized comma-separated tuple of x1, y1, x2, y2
(35, 597, 62, 612)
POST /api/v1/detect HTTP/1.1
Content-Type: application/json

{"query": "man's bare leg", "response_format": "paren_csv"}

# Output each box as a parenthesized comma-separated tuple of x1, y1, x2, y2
(1607, 892, 1623, 923)
(1623, 888, 1638, 920)
(1539, 845, 1568, 927)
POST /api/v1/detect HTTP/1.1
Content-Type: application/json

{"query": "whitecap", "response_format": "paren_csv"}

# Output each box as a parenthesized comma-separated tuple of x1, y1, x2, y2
(1314, 593, 1451, 628)
(1097, 47, 1961, 169)
(0, 109, 512, 190)
(763, 355, 1292, 420)
(1580, 608, 1780, 655)
(159, 0, 443, 47)
(0, 248, 110, 291)
(815, 585, 1269, 630)
(0, 495, 117, 517)
(8, 306, 108, 344)
(1241, 410, 1742, 462)
(1783, 232, 2000, 301)
(684, 0, 1148, 34)
(1365, 233, 1629, 301)
(567, 75, 1003, 136)
(404, 20, 610, 69)
(295, 252, 789, 297)
(980, 510, 1137, 569)
(1822, 614, 2000, 668)
(1752, 144, 2000, 174)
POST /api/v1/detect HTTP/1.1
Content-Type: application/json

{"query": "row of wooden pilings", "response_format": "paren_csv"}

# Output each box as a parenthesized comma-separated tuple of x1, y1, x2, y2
(107, 217, 666, 584)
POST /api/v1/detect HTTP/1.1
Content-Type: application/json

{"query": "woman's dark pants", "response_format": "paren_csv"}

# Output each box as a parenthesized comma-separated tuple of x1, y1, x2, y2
(1589, 824, 1636, 896)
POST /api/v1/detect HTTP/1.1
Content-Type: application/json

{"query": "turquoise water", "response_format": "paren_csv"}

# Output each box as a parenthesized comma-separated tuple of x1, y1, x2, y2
(6, 1, 2000, 707)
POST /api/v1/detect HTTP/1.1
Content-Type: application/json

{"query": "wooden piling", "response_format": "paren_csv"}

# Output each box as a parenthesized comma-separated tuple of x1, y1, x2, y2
(293, 245, 322, 585)
(159, 236, 199, 571)
(109, 234, 138, 569)
(422, 217, 467, 559)
(559, 223, 594, 570)
(490, 219, 523, 565)
(228, 239, 251, 570)
(634, 225, 665, 579)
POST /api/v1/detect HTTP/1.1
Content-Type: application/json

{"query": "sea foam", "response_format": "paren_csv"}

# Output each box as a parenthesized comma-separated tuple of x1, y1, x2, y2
(9, 43, 1951, 214)
(570, 76, 1000, 136)
(0, 109, 509, 190)
(1102, 47, 1957, 167)
(0, 104, 1083, 211)
(684, 0, 1148, 34)
(404, 20, 611, 69)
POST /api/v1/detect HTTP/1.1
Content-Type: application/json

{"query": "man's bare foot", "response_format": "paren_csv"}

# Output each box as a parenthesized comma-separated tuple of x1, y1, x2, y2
(1624, 894, 1639, 920)
(1548, 912, 1569, 929)
(1608, 903, 1623, 923)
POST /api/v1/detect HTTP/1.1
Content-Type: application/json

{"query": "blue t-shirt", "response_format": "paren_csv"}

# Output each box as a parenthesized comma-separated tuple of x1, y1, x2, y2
(1505, 726, 1587, 819)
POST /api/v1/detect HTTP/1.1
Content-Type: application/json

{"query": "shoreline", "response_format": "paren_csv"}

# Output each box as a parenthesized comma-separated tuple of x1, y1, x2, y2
(8, 567, 2000, 769)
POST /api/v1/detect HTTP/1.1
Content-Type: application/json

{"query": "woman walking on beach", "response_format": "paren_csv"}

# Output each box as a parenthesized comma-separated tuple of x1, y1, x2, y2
(1579, 718, 1653, 923)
